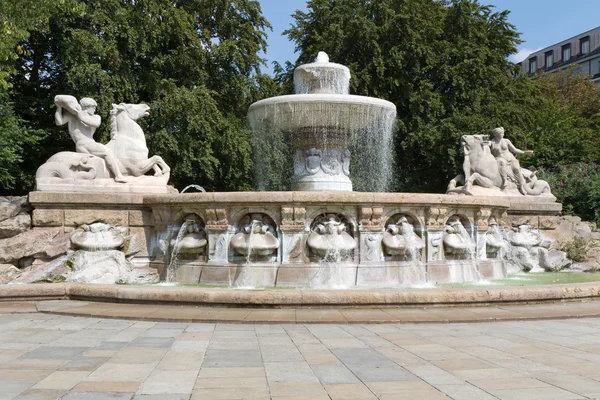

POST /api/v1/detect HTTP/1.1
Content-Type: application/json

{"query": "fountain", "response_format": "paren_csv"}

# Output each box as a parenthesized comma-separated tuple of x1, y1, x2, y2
(24, 51, 565, 289)
(443, 216, 475, 260)
(483, 218, 507, 260)
(164, 216, 208, 283)
(248, 51, 396, 192)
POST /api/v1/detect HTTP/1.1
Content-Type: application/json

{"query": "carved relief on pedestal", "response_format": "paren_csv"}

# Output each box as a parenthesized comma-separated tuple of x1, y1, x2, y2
(280, 207, 306, 232)
(205, 208, 228, 231)
(295, 148, 354, 178)
(360, 207, 383, 231)
(426, 207, 447, 230)
(476, 208, 492, 232)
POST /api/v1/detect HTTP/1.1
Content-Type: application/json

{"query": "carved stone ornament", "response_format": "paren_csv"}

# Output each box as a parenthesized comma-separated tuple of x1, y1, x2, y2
(476, 208, 492, 231)
(205, 208, 228, 230)
(35, 95, 171, 193)
(426, 207, 447, 229)
(280, 207, 306, 231)
(447, 131, 555, 201)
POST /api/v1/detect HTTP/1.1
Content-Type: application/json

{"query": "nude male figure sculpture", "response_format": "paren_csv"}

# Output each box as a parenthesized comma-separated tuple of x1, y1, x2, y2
(54, 95, 129, 183)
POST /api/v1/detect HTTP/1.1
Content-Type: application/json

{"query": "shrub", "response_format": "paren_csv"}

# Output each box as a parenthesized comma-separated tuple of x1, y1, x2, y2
(561, 236, 589, 263)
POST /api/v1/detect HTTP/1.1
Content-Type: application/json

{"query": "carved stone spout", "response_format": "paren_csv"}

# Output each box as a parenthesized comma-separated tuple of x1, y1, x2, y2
(443, 217, 475, 259)
(382, 216, 425, 260)
(485, 219, 506, 259)
(71, 222, 125, 251)
(170, 221, 207, 258)
(230, 214, 280, 257)
(307, 214, 356, 259)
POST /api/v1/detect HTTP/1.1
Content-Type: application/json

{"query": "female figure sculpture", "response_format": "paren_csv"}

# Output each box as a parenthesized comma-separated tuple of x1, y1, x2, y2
(489, 127, 533, 195)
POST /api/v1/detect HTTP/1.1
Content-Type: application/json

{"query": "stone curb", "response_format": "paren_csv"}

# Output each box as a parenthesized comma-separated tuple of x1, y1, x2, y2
(0, 283, 67, 301)
(2, 282, 600, 307)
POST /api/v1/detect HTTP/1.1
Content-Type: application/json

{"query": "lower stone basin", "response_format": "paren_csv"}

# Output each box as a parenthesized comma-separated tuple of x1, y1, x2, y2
(28, 191, 563, 289)
(143, 191, 514, 287)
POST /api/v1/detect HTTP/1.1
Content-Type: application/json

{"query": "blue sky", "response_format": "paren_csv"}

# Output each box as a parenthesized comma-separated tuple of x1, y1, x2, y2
(257, 0, 600, 74)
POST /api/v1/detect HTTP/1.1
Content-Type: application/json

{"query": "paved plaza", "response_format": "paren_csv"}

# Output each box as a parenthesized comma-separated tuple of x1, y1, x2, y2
(3, 305, 600, 399)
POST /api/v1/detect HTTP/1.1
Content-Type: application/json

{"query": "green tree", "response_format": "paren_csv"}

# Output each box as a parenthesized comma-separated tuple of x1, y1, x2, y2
(285, 0, 538, 192)
(528, 67, 600, 167)
(0, 88, 45, 190)
(6, 0, 275, 193)
(531, 68, 600, 224)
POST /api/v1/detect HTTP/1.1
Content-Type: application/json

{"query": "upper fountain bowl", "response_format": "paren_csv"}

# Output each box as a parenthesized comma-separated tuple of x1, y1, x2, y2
(293, 51, 351, 94)
(248, 51, 396, 133)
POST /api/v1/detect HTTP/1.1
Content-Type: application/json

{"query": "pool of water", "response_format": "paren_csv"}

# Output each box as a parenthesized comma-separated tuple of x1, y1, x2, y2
(442, 272, 600, 289)
(142, 272, 600, 290)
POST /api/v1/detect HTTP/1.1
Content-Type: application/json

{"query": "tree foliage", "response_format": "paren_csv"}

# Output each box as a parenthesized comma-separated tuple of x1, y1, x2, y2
(0, 88, 45, 190)
(528, 67, 600, 167)
(285, 0, 538, 192)
(3, 0, 275, 193)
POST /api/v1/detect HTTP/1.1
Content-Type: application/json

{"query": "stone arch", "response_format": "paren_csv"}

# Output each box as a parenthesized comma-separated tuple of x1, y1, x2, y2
(444, 212, 475, 237)
(383, 209, 425, 234)
(382, 208, 425, 228)
(172, 209, 207, 228)
(306, 209, 358, 237)
(230, 207, 280, 231)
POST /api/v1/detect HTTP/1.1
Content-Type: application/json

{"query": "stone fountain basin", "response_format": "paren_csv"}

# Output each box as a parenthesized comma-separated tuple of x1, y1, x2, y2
(307, 232, 356, 258)
(175, 237, 207, 254)
(142, 191, 517, 287)
(247, 94, 396, 131)
(230, 233, 280, 256)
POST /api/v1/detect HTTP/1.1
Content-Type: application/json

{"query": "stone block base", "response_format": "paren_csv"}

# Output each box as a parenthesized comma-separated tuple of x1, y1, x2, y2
(356, 263, 427, 287)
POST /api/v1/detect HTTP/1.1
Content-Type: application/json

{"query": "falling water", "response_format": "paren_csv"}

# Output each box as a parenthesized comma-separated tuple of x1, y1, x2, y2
(248, 51, 396, 192)
(308, 220, 356, 289)
(234, 221, 258, 288)
(181, 184, 206, 193)
(249, 101, 396, 192)
(166, 220, 193, 283)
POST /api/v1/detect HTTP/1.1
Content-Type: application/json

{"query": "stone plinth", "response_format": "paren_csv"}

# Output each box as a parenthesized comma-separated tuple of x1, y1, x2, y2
(28, 191, 157, 269)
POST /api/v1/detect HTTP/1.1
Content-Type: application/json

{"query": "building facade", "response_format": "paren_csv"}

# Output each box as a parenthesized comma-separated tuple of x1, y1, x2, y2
(518, 26, 600, 85)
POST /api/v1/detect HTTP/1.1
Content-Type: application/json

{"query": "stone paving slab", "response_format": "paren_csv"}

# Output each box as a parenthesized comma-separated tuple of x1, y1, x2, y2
(4, 313, 600, 399)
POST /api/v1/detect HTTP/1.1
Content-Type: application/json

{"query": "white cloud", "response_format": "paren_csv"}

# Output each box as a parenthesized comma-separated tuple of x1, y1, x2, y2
(509, 47, 542, 63)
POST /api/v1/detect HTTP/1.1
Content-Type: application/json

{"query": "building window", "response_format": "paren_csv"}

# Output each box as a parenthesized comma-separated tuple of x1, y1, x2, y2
(581, 36, 590, 54)
(562, 44, 571, 62)
(529, 57, 537, 73)
(545, 51, 553, 68)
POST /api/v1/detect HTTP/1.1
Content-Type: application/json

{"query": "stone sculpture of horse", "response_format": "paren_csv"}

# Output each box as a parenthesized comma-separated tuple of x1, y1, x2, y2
(447, 135, 551, 196)
(106, 103, 170, 177)
(36, 101, 171, 193)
